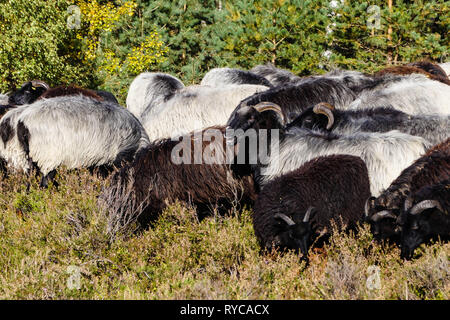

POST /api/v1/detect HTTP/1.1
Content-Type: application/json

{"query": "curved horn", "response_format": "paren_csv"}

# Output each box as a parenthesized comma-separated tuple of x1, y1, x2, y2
(410, 200, 443, 215)
(253, 102, 285, 125)
(370, 210, 397, 222)
(274, 213, 296, 226)
(313, 102, 335, 130)
(31, 80, 50, 90)
(303, 206, 316, 223)
(364, 196, 376, 217)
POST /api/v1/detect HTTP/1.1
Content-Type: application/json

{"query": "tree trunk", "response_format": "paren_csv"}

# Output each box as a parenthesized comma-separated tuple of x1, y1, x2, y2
(387, 0, 393, 65)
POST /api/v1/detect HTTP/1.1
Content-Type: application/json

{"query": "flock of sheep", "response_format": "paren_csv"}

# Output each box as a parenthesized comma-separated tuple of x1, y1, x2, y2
(0, 59, 449, 262)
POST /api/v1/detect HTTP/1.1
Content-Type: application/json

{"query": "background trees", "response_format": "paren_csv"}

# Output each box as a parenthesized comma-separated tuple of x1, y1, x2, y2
(0, 0, 448, 102)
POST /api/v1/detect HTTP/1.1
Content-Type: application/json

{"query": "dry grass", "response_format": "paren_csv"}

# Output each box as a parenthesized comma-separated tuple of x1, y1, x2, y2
(0, 169, 448, 299)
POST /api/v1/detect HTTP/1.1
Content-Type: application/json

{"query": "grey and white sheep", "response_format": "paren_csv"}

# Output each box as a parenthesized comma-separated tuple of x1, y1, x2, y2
(201, 67, 272, 87)
(348, 74, 450, 115)
(141, 82, 269, 141)
(126, 72, 185, 119)
(292, 102, 450, 146)
(0, 95, 149, 187)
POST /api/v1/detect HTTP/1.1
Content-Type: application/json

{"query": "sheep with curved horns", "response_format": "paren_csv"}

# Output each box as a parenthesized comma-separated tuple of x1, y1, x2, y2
(201, 67, 273, 87)
(140, 82, 269, 141)
(364, 138, 450, 243)
(230, 77, 358, 123)
(126, 72, 185, 119)
(7, 80, 119, 106)
(292, 102, 450, 146)
(348, 74, 450, 115)
(0, 95, 149, 187)
(226, 102, 430, 196)
(98, 126, 256, 239)
(396, 179, 449, 260)
(253, 154, 370, 259)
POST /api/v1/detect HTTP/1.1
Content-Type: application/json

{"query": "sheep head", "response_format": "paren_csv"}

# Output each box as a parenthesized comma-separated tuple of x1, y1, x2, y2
(226, 102, 285, 178)
(273, 207, 317, 257)
(8, 80, 49, 106)
(398, 198, 445, 260)
(288, 102, 335, 131)
(364, 196, 401, 243)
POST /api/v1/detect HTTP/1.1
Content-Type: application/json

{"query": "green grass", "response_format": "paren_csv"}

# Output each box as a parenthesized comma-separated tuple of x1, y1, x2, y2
(0, 169, 448, 299)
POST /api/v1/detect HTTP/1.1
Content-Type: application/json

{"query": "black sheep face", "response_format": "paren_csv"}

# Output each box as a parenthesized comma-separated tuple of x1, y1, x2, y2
(228, 105, 285, 133)
(398, 208, 434, 260)
(275, 222, 312, 256)
(273, 208, 316, 256)
(368, 216, 400, 243)
(228, 106, 260, 132)
(365, 197, 400, 243)
(227, 104, 285, 178)
(8, 82, 46, 105)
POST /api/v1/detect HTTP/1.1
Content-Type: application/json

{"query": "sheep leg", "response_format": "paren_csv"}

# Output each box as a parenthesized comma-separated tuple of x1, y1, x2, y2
(0, 158, 8, 179)
(40, 170, 58, 189)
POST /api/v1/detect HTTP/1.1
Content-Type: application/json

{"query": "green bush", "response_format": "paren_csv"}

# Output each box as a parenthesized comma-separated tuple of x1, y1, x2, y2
(0, 0, 448, 101)
(0, 0, 98, 93)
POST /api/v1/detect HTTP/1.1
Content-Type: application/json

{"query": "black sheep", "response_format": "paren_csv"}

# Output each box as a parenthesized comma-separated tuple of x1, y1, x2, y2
(99, 126, 257, 237)
(7, 80, 118, 106)
(252, 154, 371, 258)
(365, 139, 450, 243)
(397, 179, 450, 259)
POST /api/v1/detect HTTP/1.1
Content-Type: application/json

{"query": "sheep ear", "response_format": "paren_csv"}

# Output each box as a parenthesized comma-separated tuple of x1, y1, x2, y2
(303, 206, 316, 223)
(274, 214, 296, 227)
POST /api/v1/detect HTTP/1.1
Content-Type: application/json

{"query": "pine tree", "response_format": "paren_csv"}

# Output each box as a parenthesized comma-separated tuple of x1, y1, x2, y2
(126, 0, 229, 84)
(322, 0, 449, 72)
(221, 0, 332, 75)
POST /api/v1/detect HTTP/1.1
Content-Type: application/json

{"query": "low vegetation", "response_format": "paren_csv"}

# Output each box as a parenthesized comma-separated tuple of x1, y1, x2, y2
(0, 169, 447, 299)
